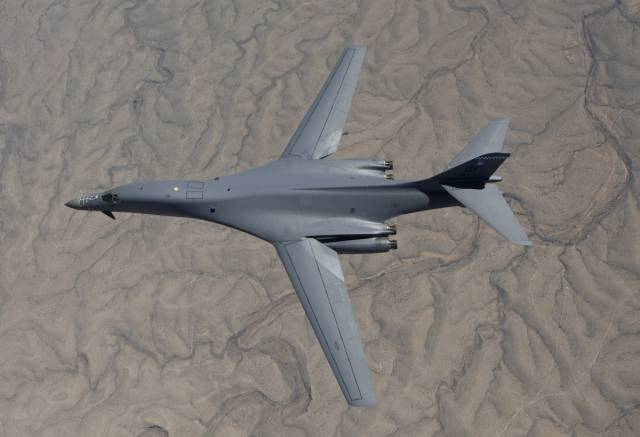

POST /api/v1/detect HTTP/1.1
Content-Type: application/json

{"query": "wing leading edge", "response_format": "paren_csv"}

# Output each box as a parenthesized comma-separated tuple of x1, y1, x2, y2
(274, 238, 376, 406)
(281, 46, 366, 159)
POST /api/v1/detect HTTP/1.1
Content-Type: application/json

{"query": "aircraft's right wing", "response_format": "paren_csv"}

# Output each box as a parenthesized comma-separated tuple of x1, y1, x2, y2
(274, 238, 376, 406)
(280, 47, 366, 160)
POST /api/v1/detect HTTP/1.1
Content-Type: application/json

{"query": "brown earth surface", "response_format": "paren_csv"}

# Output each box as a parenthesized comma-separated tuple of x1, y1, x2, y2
(0, 0, 639, 436)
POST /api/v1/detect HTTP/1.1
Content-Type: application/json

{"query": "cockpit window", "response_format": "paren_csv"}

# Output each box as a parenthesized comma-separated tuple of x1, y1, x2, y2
(101, 192, 120, 204)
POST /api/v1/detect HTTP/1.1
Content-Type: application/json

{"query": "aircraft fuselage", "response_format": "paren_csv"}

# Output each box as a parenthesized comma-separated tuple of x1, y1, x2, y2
(68, 158, 457, 242)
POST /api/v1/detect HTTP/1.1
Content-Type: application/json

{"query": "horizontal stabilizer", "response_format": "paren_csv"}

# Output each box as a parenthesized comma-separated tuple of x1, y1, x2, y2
(442, 184, 531, 245)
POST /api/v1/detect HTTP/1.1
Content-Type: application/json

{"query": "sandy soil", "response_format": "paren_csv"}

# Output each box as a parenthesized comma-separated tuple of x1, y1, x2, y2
(0, 0, 638, 436)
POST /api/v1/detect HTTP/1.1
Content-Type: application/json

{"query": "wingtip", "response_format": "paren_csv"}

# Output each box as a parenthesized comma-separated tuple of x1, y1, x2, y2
(347, 45, 367, 54)
(344, 386, 377, 407)
(348, 397, 377, 407)
(492, 117, 510, 124)
(513, 239, 532, 246)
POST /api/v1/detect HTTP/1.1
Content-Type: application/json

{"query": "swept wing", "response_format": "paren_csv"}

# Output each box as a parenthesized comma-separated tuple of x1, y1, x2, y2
(274, 238, 376, 406)
(281, 47, 366, 159)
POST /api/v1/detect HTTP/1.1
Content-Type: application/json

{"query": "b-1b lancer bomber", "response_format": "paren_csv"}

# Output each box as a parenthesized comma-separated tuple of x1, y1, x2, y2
(66, 47, 530, 406)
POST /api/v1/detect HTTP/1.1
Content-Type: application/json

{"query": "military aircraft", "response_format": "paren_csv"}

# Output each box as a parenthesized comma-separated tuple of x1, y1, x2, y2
(66, 46, 530, 406)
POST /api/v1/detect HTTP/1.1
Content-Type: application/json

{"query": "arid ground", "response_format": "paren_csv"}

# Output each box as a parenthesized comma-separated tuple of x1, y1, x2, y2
(0, 0, 639, 436)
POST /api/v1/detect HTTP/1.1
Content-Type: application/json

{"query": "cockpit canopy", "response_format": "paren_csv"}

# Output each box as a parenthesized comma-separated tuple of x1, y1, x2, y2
(101, 192, 120, 204)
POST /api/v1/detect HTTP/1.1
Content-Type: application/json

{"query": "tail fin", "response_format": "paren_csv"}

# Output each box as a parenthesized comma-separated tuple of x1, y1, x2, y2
(418, 118, 531, 245)
(433, 152, 510, 189)
(434, 118, 511, 189)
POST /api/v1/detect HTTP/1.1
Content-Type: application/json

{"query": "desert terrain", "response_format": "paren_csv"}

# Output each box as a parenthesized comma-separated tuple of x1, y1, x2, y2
(0, 0, 639, 436)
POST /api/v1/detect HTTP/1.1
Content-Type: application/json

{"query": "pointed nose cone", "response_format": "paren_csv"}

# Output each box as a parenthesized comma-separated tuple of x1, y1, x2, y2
(65, 198, 81, 209)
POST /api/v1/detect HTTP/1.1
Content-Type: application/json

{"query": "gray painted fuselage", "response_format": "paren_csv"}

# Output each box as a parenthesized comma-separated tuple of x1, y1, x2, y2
(72, 158, 455, 242)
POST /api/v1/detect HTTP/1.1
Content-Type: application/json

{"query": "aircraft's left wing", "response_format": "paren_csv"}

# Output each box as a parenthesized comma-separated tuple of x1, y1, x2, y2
(281, 46, 366, 159)
(274, 238, 376, 406)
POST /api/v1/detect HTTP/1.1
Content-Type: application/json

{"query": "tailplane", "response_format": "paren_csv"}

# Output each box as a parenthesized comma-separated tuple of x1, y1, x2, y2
(414, 118, 531, 245)
(442, 184, 531, 245)
(447, 117, 510, 168)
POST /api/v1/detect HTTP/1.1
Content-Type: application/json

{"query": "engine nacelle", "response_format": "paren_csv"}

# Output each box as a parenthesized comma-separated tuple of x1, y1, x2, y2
(323, 237, 398, 254)
(341, 159, 393, 171)
(325, 159, 394, 178)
